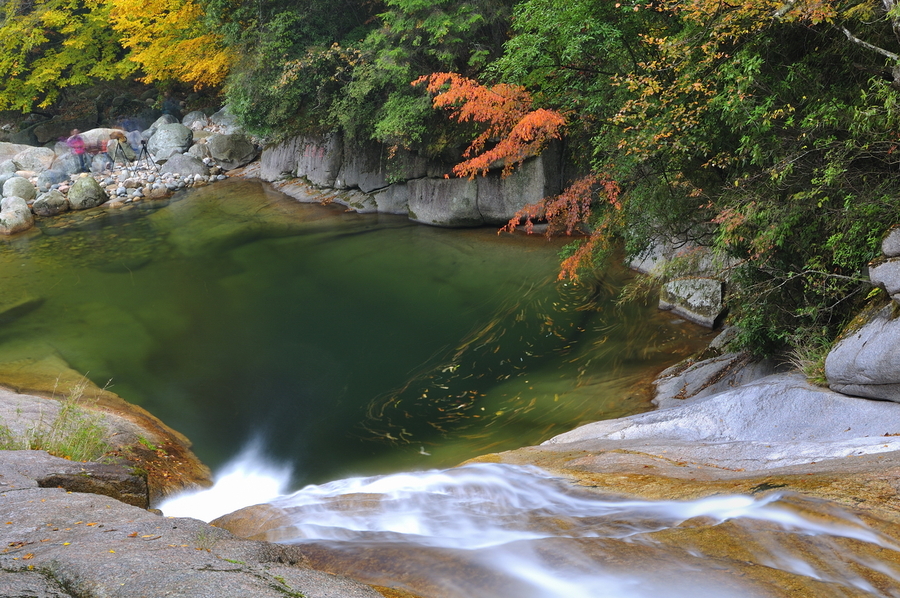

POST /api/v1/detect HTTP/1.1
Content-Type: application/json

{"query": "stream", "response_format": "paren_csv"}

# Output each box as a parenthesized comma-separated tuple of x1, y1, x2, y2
(6, 178, 898, 596)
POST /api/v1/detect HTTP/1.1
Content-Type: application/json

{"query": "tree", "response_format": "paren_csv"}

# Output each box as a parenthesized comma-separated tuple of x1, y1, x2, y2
(0, 0, 133, 111)
(108, 0, 234, 89)
(413, 71, 565, 176)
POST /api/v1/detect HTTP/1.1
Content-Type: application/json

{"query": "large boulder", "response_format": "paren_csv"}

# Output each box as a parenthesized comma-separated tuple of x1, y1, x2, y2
(653, 351, 777, 409)
(0, 196, 35, 234)
(182, 110, 209, 130)
(188, 142, 212, 161)
(68, 175, 108, 210)
(372, 183, 412, 215)
(407, 177, 483, 227)
(659, 277, 725, 328)
(32, 189, 69, 217)
(36, 168, 68, 192)
(12, 146, 55, 172)
(259, 133, 343, 186)
(207, 133, 257, 170)
(869, 258, 900, 301)
(825, 303, 900, 401)
(79, 128, 124, 152)
(144, 113, 179, 140)
(2, 176, 37, 202)
(0, 141, 35, 163)
(147, 123, 193, 161)
(160, 153, 209, 177)
(91, 152, 114, 173)
(475, 146, 562, 225)
(209, 105, 242, 134)
(335, 140, 428, 193)
(51, 151, 84, 175)
(882, 226, 900, 257)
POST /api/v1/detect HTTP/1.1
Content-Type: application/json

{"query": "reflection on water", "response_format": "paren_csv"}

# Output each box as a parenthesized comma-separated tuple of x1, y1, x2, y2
(163, 454, 900, 598)
(0, 179, 708, 485)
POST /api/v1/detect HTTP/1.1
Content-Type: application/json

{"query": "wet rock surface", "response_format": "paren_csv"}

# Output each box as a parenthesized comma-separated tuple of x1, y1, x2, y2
(0, 483, 384, 598)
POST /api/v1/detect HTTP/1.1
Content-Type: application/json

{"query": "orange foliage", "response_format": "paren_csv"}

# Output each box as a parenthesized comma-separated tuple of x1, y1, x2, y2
(414, 72, 566, 177)
(501, 174, 623, 281)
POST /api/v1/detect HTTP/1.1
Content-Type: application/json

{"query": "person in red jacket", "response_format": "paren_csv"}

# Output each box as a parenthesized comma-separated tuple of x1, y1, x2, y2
(66, 129, 88, 172)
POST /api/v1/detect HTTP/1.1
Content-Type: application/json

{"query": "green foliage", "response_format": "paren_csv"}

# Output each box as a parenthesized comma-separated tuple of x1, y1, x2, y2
(0, 0, 134, 111)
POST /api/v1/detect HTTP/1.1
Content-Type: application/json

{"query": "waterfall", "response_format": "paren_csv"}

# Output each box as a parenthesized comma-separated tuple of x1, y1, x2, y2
(161, 451, 900, 597)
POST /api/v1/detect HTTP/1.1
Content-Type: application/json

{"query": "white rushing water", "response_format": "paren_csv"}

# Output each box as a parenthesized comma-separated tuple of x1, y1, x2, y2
(160, 449, 900, 598)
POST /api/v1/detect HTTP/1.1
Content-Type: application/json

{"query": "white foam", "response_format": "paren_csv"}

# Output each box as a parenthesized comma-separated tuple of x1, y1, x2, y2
(158, 440, 292, 522)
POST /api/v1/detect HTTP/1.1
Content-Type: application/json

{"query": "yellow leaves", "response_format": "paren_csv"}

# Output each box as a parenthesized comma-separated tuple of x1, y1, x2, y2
(108, 0, 234, 88)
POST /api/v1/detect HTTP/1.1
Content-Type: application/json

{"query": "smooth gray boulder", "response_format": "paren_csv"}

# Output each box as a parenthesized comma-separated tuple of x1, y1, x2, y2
(2, 176, 37, 201)
(188, 142, 212, 160)
(12, 146, 55, 172)
(475, 147, 561, 225)
(67, 176, 108, 210)
(207, 133, 257, 170)
(869, 258, 900, 299)
(160, 153, 209, 176)
(0, 158, 18, 174)
(182, 110, 210, 129)
(372, 182, 412, 215)
(90, 152, 114, 173)
(826, 303, 900, 401)
(148, 123, 192, 160)
(1, 450, 149, 508)
(545, 372, 900, 470)
(36, 168, 68, 192)
(408, 177, 483, 227)
(883, 226, 900, 258)
(0, 141, 35, 163)
(209, 105, 242, 134)
(145, 113, 178, 139)
(51, 151, 83, 175)
(32, 189, 69, 217)
(653, 352, 776, 409)
(659, 277, 725, 328)
(0, 196, 34, 234)
(260, 133, 342, 186)
(335, 140, 428, 193)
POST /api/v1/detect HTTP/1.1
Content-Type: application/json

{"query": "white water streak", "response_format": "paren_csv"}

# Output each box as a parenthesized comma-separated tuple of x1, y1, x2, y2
(160, 449, 900, 598)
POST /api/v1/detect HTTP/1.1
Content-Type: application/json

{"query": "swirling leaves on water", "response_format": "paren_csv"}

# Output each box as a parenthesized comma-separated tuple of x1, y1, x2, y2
(358, 270, 699, 449)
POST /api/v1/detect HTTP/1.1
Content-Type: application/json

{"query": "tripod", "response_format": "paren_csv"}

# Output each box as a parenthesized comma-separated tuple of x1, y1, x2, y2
(134, 140, 160, 174)
(114, 139, 159, 175)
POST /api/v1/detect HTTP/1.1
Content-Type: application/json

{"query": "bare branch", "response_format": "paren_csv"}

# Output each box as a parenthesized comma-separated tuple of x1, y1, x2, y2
(841, 26, 900, 61)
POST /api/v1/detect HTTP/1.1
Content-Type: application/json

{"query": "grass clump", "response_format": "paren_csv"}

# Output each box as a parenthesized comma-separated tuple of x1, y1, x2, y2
(0, 378, 111, 462)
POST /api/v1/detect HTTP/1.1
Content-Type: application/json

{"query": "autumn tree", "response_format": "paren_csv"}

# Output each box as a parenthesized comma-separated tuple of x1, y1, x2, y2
(108, 0, 234, 89)
(0, 0, 133, 111)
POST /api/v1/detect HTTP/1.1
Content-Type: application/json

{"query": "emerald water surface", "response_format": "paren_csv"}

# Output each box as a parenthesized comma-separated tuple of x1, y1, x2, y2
(0, 180, 708, 485)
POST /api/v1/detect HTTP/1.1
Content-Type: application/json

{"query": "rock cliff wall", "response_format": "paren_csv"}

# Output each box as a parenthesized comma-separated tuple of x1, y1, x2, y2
(258, 132, 563, 227)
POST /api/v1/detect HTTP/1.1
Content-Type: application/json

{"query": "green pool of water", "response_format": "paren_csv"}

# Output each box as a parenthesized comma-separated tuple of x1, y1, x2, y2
(0, 179, 710, 485)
